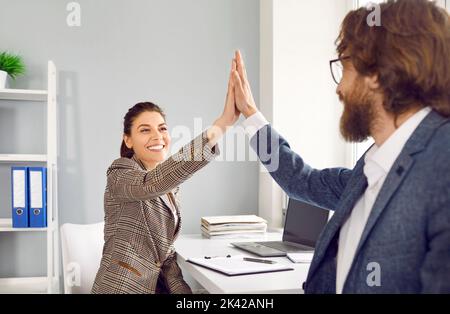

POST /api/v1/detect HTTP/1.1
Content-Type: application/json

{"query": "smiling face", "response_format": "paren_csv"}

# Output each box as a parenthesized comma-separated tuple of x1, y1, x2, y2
(123, 111, 171, 170)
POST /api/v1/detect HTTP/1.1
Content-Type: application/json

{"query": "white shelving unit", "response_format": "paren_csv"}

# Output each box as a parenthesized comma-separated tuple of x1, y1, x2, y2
(0, 61, 59, 294)
(0, 154, 47, 162)
(0, 89, 47, 101)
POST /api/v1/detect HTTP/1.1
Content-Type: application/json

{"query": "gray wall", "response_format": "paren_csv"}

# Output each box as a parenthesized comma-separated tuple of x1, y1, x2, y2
(0, 0, 259, 279)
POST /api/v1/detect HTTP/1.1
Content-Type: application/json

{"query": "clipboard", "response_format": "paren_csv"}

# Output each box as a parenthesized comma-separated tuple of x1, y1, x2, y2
(186, 255, 294, 276)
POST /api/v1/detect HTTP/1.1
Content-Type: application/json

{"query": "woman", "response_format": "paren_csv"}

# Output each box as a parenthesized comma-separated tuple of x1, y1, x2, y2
(92, 61, 239, 294)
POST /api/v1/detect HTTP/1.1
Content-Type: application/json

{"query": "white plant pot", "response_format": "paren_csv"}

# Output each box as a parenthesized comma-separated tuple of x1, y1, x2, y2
(0, 70, 7, 89)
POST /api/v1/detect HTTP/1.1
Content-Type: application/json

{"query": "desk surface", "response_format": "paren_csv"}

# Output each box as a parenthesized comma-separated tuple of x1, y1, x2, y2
(175, 233, 310, 294)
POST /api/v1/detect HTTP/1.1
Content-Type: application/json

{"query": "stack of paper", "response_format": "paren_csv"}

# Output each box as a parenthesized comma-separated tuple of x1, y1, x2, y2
(201, 215, 267, 239)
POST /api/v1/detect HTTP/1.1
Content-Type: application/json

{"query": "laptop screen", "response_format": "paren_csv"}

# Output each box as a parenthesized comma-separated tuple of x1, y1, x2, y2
(282, 199, 329, 248)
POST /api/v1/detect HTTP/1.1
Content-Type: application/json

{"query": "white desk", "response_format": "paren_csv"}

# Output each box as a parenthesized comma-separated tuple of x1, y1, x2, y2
(175, 233, 310, 294)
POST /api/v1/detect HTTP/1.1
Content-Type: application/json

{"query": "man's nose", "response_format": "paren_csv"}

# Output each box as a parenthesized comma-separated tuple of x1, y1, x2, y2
(336, 85, 344, 102)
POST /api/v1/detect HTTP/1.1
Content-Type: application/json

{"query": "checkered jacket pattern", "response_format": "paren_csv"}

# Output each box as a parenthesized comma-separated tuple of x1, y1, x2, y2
(91, 132, 218, 294)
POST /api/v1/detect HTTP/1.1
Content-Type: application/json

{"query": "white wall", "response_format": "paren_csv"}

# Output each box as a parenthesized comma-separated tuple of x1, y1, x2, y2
(0, 0, 260, 279)
(259, 0, 353, 228)
(436, 0, 447, 9)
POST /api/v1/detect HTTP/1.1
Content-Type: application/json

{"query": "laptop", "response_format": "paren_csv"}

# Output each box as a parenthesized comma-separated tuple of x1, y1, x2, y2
(231, 199, 329, 257)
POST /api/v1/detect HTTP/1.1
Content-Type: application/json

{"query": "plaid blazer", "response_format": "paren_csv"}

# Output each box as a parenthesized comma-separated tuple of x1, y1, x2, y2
(91, 132, 218, 294)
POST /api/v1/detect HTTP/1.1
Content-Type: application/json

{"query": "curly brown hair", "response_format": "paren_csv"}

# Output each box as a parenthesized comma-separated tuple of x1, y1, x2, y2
(336, 0, 450, 118)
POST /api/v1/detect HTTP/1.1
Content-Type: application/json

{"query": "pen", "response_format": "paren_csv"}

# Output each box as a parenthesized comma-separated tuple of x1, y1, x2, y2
(243, 257, 277, 264)
(205, 254, 231, 259)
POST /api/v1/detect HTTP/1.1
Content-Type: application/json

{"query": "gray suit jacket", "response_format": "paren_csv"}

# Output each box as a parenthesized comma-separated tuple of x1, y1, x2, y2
(250, 110, 450, 293)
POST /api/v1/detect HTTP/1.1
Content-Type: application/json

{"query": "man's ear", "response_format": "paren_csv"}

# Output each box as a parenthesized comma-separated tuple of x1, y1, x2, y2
(365, 73, 380, 90)
(123, 134, 132, 149)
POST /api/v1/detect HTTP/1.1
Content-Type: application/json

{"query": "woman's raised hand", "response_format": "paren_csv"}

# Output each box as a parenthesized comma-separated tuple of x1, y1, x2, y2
(232, 50, 258, 118)
(219, 59, 240, 126)
(207, 58, 241, 147)
(207, 51, 259, 147)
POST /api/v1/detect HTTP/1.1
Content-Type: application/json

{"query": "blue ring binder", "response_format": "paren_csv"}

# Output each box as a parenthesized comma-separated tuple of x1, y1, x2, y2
(28, 167, 47, 228)
(11, 167, 29, 228)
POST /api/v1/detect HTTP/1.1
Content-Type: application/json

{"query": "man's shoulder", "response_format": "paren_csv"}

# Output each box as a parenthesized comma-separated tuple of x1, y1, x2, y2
(428, 119, 450, 156)
(434, 117, 450, 138)
(421, 119, 450, 174)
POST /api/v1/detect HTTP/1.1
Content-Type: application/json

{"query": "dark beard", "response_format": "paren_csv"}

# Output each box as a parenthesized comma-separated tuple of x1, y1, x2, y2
(339, 79, 374, 143)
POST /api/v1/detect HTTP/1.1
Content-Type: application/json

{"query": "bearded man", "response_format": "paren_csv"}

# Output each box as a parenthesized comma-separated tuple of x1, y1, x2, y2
(231, 0, 450, 293)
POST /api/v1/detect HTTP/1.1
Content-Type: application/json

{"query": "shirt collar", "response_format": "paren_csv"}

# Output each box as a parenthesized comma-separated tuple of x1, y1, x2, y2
(365, 107, 431, 174)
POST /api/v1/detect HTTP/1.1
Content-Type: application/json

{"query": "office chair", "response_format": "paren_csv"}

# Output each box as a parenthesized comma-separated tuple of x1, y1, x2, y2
(60, 222, 104, 294)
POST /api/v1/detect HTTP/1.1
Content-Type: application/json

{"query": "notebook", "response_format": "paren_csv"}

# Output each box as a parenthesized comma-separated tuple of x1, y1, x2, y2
(286, 252, 313, 263)
(186, 255, 294, 276)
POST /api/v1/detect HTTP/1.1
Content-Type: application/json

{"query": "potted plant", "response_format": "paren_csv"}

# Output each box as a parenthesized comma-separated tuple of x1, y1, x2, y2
(0, 52, 25, 89)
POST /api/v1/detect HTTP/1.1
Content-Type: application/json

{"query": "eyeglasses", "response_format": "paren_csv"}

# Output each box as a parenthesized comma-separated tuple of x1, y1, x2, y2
(329, 56, 350, 85)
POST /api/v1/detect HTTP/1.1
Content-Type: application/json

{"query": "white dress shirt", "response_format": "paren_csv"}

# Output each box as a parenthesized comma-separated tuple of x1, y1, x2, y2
(242, 107, 432, 293)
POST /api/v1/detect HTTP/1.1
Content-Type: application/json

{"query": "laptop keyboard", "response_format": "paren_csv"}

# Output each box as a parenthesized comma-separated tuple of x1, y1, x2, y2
(255, 241, 312, 252)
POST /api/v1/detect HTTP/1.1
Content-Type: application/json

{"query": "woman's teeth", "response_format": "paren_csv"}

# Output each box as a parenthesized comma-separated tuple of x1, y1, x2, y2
(147, 145, 164, 151)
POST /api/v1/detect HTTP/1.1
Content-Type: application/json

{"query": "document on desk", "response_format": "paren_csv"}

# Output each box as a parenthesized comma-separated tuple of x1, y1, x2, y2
(187, 255, 294, 276)
(286, 252, 314, 263)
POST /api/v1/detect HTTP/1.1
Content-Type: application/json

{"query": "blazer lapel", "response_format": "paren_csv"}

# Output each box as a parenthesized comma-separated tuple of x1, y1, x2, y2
(160, 193, 176, 214)
(307, 159, 368, 279)
(171, 187, 182, 237)
(173, 208, 182, 238)
(353, 110, 447, 256)
(353, 154, 414, 256)
(165, 191, 182, 237)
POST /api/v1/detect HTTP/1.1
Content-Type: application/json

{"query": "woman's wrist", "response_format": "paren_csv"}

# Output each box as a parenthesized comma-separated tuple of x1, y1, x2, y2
(217, 116, 232, 131)
(207, 117, 227, 147)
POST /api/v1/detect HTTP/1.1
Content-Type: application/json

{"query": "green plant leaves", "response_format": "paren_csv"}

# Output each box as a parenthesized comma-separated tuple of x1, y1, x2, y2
(0, 52, 25, 79)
